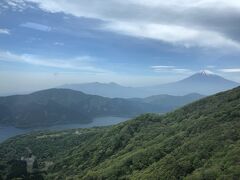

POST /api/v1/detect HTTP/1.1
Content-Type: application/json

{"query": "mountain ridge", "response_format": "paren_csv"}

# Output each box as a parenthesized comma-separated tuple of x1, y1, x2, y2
(0, 88, 203, 128)
(59, 82, 142, 98)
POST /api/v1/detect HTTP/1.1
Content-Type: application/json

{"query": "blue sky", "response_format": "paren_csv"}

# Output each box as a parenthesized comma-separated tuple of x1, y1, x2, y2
(1, 0, 240, 94)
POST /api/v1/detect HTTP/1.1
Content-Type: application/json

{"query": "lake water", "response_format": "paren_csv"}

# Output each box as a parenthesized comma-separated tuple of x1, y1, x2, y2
(0, 116, 130, 143)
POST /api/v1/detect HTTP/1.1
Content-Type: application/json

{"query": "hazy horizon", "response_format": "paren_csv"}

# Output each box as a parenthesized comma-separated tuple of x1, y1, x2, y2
(0, 70, 238, 96)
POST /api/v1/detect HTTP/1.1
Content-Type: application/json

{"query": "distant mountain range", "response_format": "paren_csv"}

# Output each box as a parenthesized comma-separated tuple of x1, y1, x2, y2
(133, 93, 204, 112)
(59, 82, 142, 98)
(59, 71, 239, 97)
(0, 89, 203, 128)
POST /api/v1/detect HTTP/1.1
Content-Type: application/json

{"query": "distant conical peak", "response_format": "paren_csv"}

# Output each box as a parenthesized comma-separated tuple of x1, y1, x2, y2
(201, 71, 207, 76)
(198, 70, 215, 76)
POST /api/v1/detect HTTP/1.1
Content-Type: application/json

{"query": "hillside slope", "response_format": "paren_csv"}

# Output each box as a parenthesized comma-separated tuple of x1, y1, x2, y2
(0, 87, 240, 179)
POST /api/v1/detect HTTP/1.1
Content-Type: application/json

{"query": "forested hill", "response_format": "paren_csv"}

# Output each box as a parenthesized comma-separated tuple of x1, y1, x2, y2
(0, 88, 202, 128)
(0, 87, 240, 179)
(0, 88, 152, 128)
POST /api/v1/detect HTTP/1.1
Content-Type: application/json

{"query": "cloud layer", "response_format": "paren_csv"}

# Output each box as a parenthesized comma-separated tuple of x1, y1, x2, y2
(0, 50, 107, 73)
(11, 0, 240, 50)
(151, 65, 192, 74)
(0, 28, 10, 34)
(21, 22, 52, 32)
(219, 68, 240, 73)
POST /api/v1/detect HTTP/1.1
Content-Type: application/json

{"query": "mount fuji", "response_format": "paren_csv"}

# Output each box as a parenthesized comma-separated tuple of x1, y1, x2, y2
(150, 70, 239, 95)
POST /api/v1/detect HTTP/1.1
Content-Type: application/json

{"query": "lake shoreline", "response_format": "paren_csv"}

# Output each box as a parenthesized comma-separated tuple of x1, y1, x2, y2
(0, 116, 130, 143)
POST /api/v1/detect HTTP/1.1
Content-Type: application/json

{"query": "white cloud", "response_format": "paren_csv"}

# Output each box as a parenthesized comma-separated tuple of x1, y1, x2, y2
(128, 0, 240, 9)
(21, 22, 51, 32)
(0, 28, 10, 35)
(151, 65, 192, 74)
(4, 0, 35, 11)
(103, 22, 240, 49)
(54, 42, 64, 46)
(173, 68, 193, 74)
(151, 65, 175, 69)
(0, 50, 107, 73)
(18, 0, 240, 50)
(219, 68, 240, 73)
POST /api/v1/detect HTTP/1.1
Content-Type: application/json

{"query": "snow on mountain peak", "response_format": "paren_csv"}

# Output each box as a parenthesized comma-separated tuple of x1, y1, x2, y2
(199, 70, 215, 76)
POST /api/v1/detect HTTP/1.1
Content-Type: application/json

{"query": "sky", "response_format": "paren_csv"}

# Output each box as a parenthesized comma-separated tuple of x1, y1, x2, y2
(1, 0, 240, 94)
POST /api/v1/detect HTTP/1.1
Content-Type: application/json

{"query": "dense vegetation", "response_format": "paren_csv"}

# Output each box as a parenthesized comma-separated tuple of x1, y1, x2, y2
(0, 87, 240, 179)
(0, 88, 202, 128)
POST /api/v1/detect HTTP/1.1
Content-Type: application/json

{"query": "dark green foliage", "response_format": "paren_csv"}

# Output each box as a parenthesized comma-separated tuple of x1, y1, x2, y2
(6, 160, 27, 179)
(0, 87, 240, 179)
(33, 159, 38, 169)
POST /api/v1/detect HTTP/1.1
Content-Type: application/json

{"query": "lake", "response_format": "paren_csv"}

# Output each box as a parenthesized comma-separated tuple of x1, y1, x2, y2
(0, 116, 130, 143)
